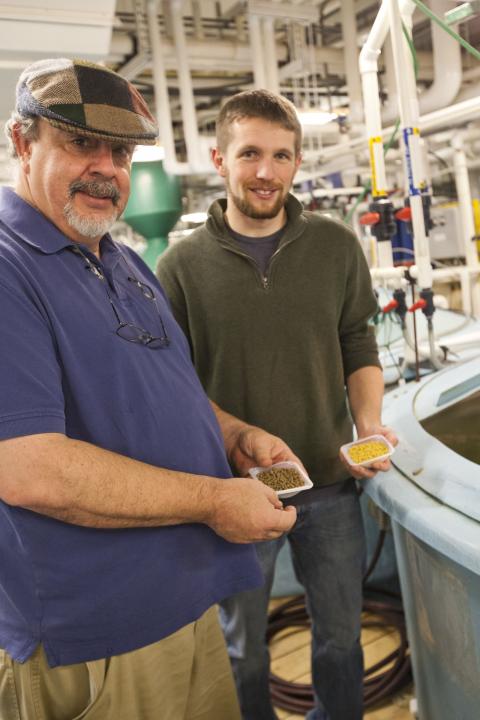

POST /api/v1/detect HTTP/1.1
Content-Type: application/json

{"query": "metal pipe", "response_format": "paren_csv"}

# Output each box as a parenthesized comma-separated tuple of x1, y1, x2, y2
(146, 0, 190, 175)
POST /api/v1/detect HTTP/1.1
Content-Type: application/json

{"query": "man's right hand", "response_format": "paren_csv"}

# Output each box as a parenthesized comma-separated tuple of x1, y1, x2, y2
(205, 477, 297, 543)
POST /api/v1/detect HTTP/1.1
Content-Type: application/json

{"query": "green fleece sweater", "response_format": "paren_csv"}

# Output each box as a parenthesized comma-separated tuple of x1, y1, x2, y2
(157, 194, 381, 486)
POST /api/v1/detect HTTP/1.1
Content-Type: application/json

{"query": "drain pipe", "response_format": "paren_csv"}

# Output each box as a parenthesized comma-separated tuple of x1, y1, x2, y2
(147, 0, 191, 175)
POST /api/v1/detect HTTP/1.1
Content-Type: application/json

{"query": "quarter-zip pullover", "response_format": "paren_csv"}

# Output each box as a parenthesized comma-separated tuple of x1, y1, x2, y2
(157, 194, 381, 487)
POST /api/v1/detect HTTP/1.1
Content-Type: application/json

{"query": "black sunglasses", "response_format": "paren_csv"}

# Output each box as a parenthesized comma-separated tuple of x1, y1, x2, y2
(68, 245, 170, 349)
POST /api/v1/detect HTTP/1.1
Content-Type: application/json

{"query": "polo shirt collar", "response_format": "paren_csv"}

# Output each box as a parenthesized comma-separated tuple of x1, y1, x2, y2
(0, 186, 117, 259)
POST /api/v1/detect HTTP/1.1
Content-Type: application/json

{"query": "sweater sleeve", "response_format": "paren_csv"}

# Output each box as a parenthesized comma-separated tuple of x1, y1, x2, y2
(156, 245, 193, 353)
(338, 234, 381, 380)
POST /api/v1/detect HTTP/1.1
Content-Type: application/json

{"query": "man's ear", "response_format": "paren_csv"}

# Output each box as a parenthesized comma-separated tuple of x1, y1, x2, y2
(211, 147, 227, 178)
(12, 124, 32, 173)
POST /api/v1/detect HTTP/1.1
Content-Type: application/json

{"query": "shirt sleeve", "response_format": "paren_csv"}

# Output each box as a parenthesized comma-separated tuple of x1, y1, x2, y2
(338, 236, 381, 379)
(0, 278, 65, 440)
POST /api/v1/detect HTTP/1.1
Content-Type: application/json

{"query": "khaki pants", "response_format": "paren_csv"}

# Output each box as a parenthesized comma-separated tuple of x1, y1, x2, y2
(0, 606, 241, 720)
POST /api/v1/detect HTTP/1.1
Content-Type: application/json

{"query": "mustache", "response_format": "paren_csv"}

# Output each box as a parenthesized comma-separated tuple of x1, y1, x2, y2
(249, 183, 282, 191)
(69, 180, 120, 206)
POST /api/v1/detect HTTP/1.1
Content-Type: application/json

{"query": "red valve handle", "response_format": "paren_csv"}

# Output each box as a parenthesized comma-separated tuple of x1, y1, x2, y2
(359, 212, 380, 226)
(408, 299, 427, 312)
(382, 300, 399, 313)
(395, 207, 412, 222)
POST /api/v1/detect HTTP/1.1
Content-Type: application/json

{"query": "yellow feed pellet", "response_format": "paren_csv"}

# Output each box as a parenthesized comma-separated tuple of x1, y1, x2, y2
(347, 441, 388, 464)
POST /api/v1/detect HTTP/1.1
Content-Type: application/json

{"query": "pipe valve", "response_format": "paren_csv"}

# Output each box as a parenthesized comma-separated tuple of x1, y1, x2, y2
(359, 199, 396, 242)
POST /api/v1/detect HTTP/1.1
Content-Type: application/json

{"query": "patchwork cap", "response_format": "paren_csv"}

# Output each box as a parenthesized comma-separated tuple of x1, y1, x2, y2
(16, 58, 158, 145)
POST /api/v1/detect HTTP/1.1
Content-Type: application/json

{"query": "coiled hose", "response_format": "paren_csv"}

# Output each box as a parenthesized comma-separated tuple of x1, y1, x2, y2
(267, 530, 412, 713)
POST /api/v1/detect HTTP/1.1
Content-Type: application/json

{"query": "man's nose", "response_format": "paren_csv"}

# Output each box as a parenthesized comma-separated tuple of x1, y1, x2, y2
(89, 144, 117, 176)
(256, 157, 275, 180)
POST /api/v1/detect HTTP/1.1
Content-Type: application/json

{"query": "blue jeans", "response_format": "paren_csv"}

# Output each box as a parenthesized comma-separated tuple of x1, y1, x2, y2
(219, 483, 366, 720)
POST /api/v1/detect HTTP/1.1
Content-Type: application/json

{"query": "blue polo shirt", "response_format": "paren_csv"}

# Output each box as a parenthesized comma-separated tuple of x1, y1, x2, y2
(0, 186, 262, 667)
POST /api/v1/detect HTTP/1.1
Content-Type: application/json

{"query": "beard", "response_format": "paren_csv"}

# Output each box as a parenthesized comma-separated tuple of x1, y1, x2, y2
(226, 174, 288, 220)
(63, 179, 121, 239)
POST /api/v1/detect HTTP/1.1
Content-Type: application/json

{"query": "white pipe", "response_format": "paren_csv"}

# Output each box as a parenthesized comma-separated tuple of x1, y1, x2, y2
(262, 17, 280, 93)
(452, 137, 480, 269)
(454, 82, 480, 104)
(147, 0, 190, 175)
(407, 265, 479, 315)
(340, 0, 363, 123)
(418, 0, 462, 115)
(387, 0, 432, 289)
(452, 136, 480, 317)
(418, 330, 480, 354)
(249, 13, 267, 88)
(381, 35, 398, 123)
(359, 2, 390, 199)
(370, 267, 405, 281)
(191, 0, 204, 40)
(371, 265, 480, 316)
(170, 0, 204, 172)
(317, 96, 480, 166)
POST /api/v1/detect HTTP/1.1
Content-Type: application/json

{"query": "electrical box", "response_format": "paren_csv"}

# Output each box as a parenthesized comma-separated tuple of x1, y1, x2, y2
(429, 204, 464, 260)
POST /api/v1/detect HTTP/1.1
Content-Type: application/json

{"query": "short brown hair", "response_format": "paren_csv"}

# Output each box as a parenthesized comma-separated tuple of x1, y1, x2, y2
(216, 89, 302, 155)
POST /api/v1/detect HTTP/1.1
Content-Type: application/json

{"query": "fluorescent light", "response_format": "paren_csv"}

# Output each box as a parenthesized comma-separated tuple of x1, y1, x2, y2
(180, 212, 208, 224)
(296, 110, 338, 127)
(132, 145, 165, 163)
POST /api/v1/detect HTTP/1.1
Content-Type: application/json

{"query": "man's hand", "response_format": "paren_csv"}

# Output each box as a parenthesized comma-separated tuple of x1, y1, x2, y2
(211, 401, 304, 477)
(228, 425, 304, 477)
(340, 425, 398, 481)
(205, 476, 297, 543)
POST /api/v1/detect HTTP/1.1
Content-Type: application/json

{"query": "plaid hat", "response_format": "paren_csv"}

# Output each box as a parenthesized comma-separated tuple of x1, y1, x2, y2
(16, 58, 158, 145)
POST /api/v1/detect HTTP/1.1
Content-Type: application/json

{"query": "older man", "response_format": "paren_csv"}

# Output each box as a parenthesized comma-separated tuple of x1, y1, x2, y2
(0, 60, 297, 720)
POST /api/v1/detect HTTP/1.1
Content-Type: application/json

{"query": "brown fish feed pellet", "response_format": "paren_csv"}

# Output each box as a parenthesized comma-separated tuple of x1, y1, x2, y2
(257, 467, 304, 492)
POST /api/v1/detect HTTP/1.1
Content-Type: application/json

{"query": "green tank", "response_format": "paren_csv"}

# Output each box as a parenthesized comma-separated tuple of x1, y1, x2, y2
(123, 160, 182, 271)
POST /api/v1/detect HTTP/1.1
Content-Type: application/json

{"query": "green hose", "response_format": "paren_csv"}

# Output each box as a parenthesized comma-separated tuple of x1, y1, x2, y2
(411, 0, 480, 62)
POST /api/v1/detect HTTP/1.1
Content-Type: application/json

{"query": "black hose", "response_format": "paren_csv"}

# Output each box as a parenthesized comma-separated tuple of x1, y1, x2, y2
(267, 531, 412, 713)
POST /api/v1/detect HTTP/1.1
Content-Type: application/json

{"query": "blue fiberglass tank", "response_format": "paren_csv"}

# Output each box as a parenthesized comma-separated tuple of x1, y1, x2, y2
(365, 355, 480, 720)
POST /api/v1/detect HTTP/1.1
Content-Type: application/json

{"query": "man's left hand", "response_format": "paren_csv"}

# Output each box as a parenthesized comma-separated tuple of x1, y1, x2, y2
(340, 424, 398, 481)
